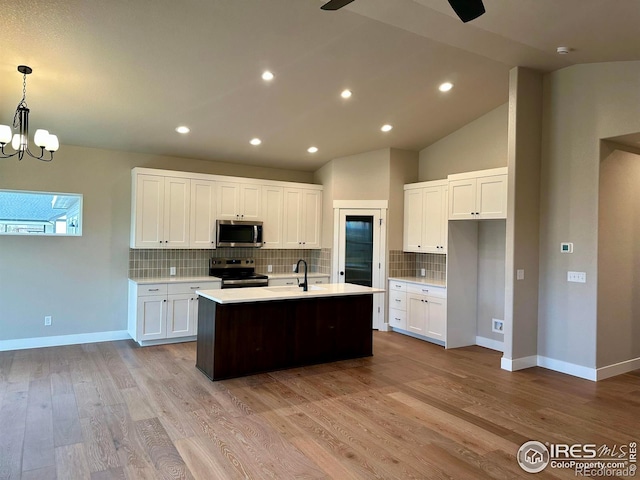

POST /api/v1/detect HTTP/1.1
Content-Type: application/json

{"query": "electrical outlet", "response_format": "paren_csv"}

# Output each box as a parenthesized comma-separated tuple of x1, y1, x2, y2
(170, 266, 176, 276)
(516, 269, 525, 280)
(420, 268, 426, 277)
(267, 265, 273, 273)
(567, 271, 586, 283)
(44, 315, 52, 326)
(492, 318, 504, 334)
(292, 264, 297, 272)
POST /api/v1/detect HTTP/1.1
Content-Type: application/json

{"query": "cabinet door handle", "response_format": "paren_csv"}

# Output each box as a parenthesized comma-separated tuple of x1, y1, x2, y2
(148, 288, 159, 292)
(190, 298, 194, 301)
(395, 299, 401, 302)
(285, 281, 294, 285)
(163, 299, 167, 302)
(190, 286, 200, 290)
(422, 289, 429, 293)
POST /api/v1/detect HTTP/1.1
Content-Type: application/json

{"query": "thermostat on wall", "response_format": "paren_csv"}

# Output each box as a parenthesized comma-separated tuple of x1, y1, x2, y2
(561, 242, 573, 253)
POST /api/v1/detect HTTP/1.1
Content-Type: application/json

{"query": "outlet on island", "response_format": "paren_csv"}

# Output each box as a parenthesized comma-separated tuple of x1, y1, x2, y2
(267, 265, 273, 273)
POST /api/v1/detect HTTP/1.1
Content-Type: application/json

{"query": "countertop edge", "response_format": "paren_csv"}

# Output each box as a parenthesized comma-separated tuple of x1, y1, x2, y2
(388, 277, 446, 288)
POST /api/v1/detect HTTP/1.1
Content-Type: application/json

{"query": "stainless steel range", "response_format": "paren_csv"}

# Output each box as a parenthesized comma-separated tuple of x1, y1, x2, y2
(209, 258, 269, 289)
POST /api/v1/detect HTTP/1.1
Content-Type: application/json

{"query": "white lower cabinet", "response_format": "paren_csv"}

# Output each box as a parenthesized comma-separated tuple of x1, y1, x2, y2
(388, 279, 446, 345)
(128, 280, 220, 345)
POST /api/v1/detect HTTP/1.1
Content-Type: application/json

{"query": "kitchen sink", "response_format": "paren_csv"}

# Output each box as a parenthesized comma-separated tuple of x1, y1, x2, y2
(264, 285, 325, 293)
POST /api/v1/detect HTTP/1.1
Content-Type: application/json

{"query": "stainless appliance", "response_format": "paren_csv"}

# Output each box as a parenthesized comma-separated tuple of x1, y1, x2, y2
(216, 220, 263, 248)
(209, 258, 269, 289)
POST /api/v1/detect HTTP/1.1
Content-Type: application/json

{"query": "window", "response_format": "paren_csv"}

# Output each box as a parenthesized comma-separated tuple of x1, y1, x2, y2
(0, 190, 83, 236)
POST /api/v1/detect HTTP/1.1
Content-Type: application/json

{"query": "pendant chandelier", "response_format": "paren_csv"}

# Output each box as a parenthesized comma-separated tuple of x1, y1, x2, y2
(0, 65, 59, 162)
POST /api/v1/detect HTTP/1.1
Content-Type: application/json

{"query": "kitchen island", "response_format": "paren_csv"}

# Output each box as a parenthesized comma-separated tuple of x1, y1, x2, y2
(195, 283, 384, 380)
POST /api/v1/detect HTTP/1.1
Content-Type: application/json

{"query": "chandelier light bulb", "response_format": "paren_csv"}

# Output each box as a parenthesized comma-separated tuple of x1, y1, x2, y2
(45, 134, 60, 152)
(0, 125, 11, 144)
(34, 129, 50, 148)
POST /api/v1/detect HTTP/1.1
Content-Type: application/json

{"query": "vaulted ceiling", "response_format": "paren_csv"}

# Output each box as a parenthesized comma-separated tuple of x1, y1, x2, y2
(1, 0, 639, 171)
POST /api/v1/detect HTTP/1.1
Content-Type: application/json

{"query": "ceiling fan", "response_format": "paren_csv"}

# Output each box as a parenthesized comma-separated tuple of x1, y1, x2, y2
(320, 0, 486, 23)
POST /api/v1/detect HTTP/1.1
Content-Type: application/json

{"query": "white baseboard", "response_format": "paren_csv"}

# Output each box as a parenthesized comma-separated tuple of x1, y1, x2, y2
(0, 330, 131, 352)
(475, 336, 504, 352)
(537, 355, 597, 381)
(501, 355, 537, 371)
(596, 356, 640, 381)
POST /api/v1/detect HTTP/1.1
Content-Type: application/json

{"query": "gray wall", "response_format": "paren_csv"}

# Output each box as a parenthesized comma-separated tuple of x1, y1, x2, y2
(477, 221, 506, 341)
(0, 144, 313, 341)
(597, 147, 640, 366)
(419, 103, 508, 181)
(539, 61, 640, 368)
(504, 67, 543, 363)
(313, 148, 418, 250)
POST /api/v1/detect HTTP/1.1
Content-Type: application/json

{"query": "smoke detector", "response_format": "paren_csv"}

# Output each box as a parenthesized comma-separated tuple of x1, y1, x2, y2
(556, 46, 570, 55)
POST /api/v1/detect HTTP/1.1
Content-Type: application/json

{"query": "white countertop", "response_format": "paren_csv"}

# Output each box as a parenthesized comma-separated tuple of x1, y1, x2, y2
(197, 283, 384, 304)
(388, 277, 446, 288)
(129, 276, 221, 285)
(262, 272, 330, 279)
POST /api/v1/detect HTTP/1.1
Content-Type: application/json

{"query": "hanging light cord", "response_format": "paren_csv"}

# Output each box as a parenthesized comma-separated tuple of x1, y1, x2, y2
(13, 72, 28, 129)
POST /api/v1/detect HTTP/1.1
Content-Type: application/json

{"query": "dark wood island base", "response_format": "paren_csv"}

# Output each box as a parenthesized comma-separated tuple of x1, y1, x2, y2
(196, 294, 373, 380)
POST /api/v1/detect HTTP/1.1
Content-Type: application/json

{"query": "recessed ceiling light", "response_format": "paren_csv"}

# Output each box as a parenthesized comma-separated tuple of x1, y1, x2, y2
(262, 70, 274, 81)
(307, 146, 318, 153)
(556, 46, 570, 55)
(175, 126, 190, 134)
(341, 89, 352, 99)
(250, 138, 262, 146)
(380, 124, 393, 132)
(438, 82, 453, 92)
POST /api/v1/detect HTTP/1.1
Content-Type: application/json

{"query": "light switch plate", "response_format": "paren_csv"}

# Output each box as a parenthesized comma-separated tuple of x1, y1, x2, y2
(561, 242, 573, 253)
(170, 266, 176, 276)
(516, 269, 525, 280)
(567, 271, 586, 283)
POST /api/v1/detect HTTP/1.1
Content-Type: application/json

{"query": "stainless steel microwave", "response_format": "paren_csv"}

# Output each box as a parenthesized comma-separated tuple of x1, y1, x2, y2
(216, 220, 263, 247)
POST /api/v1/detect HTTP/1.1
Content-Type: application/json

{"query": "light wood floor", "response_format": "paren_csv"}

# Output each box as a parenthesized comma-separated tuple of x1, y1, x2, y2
(1, 332, 638, 479)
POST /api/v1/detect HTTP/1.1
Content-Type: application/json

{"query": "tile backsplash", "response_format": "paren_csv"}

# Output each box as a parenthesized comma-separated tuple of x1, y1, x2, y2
(129, 248, 332, 279)
(389, 250, 446, 282)
(129, 247, 444, 282)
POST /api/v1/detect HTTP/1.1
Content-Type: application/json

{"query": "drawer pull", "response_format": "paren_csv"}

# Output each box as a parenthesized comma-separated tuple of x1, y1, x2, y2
(395, 299, 401, 302)
(394, 317, 401, 321)
(422, 289, 429, 293)
(148, 288, 159, 292)
(190, 286, 200, 290)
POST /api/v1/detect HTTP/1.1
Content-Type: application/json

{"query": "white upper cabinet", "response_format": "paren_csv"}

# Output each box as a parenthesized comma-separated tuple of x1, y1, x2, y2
(189, 179, 217, 249)
(130, 168, 323, 249)
(403, 180, 448, 254)
(261, 185, 283, 248)
(448, 167, 507, 220)
(282, 187, 322, 249)
(132, 174, 189, 248)
(216, 182, 261, 221)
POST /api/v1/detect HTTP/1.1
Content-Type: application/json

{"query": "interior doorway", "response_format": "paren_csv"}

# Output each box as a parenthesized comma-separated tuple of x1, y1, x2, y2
(332, 203, 387, 330)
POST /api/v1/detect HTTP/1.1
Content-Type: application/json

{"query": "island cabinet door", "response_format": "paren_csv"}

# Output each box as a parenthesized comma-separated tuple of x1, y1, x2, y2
(212, 302, 289, 380)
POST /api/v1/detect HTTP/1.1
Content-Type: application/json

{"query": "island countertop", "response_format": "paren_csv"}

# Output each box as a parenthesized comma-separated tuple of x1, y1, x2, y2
(197, 283, 384, 304)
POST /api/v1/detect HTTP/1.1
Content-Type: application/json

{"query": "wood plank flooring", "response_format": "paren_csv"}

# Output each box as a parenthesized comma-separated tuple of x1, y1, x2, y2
(0, 332, 638, 479)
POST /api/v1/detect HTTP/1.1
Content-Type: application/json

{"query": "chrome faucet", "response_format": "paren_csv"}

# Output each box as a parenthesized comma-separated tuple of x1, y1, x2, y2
(295, 259, 308, 291)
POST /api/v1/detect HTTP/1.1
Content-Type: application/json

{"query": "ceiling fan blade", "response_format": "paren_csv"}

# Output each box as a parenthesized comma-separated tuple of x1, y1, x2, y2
(447, 0, 485, 22)
(321, 0, 356, 11)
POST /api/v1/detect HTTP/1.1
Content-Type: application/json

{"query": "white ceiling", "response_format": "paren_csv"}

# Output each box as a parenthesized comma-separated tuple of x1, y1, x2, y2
(1, 0, 639, 171)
